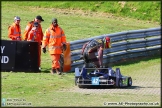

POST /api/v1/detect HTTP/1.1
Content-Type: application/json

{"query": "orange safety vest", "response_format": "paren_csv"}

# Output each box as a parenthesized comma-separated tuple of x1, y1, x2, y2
(27, 27, 42, 43)
(8, 23, 21, 40)
(23, 21, 43, 41)
(42, 24, 66, 54)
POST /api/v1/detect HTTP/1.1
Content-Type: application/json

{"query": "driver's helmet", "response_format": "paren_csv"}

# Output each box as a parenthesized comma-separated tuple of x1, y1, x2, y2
(103, 36, 111, 49)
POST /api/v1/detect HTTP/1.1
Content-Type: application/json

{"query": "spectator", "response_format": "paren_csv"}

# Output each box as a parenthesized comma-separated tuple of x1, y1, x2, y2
(23, 15, 44, 41)
(27, 22, 42, 71)
(8, 16, 22, 41)
(42, 18, 67, 75)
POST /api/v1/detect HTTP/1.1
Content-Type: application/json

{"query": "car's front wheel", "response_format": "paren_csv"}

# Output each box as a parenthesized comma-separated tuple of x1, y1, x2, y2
(118, 79, 123, 88)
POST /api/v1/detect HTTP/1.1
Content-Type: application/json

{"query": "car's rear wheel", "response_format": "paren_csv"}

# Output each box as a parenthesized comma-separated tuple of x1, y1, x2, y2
(128, 77, 132, 86)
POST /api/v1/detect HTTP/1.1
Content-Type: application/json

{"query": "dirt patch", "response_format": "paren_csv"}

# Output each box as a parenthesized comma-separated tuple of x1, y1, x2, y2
(46, 7, 116, 18)
(69, 83, 160, 96)
(29, 7, 159, 24)
(31, 7, 140, 22)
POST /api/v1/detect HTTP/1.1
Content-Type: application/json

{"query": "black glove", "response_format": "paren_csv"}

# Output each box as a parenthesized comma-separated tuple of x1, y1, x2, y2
(63, 44, 67, 51)
(42, 48, 46, 53)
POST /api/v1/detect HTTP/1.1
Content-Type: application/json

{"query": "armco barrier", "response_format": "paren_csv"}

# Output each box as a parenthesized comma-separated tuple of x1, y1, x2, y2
(1, 27, 161, 72)
(1, 40, 39, 72)
(70, 27, 161, 72)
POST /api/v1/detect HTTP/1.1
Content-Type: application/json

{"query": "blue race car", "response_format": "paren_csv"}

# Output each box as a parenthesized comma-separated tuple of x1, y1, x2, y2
(75, 67, 132, 88)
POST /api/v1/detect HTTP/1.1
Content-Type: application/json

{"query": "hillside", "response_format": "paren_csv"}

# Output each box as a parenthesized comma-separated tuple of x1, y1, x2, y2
(1, 1, 160, 41)
(2, 1, 161, 23)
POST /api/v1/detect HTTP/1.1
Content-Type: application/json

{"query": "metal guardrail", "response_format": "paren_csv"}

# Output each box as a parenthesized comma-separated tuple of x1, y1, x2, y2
(69, 27, 161, 72)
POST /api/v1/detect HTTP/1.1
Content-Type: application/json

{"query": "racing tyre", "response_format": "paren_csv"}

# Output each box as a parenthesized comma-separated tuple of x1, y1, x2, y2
(75, 77, 79, 86)
(78, 85, 86, 88)
(128, 77, 132, 86)
(118, 79, 122, 88)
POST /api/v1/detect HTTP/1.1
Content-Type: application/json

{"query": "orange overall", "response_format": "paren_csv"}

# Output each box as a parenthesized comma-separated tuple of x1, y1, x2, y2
(8, 23, 22, 41)
(42, 24, 66, 70)
(23, 21, 43, 41)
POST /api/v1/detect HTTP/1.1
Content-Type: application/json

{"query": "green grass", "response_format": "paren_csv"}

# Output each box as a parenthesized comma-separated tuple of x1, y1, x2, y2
(1, 1, 160, 41)
(1, 1, 161, 107)
(2, 55, 161, 106)
(2, 1, 160, 22)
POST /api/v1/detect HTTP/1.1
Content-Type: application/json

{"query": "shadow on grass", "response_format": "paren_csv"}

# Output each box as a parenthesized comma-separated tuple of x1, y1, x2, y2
(78, 85, 139, 89)
(78, 85, 160, 89)
(41, 68, 51, 73)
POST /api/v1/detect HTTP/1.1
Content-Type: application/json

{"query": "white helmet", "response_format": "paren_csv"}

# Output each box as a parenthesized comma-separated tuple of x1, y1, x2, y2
(14, 16, 21, 21)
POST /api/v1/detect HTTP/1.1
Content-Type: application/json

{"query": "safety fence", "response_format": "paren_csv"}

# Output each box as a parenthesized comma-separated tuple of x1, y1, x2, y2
(70, 27, 161, 72)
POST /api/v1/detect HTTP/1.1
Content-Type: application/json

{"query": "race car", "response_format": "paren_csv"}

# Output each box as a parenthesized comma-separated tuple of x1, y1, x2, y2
(75, 67, 132, 88)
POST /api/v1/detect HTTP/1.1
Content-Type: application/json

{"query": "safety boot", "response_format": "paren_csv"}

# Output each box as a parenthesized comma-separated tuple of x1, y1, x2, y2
(56, 68, 62, 75)
(50, 69, 55, 74)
